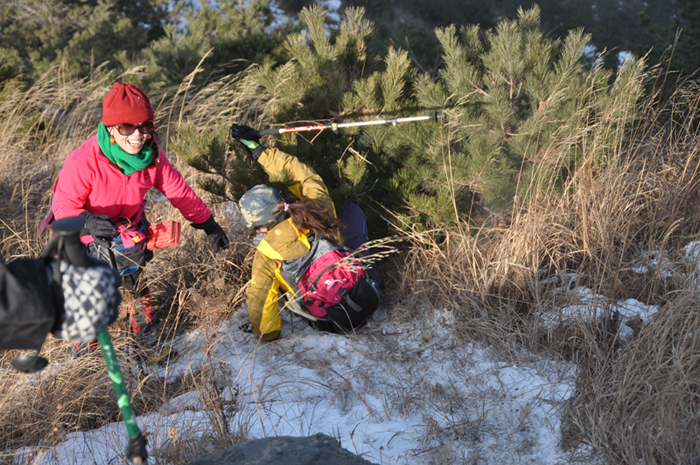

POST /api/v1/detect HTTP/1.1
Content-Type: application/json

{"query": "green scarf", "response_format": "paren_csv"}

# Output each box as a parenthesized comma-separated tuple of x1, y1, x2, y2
(97, 122, 154, 175)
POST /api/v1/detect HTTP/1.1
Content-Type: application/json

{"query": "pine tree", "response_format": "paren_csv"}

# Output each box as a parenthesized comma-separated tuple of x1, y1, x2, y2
(676, 0, 700, 75)
(139, 0, 293, 88)
(180, 5, 648, 233)
(356, 5, 646, 229)
(0, 0, 169, 82)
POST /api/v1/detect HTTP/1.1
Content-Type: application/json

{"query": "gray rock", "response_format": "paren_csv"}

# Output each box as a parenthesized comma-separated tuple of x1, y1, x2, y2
(186, 433, 377, 465)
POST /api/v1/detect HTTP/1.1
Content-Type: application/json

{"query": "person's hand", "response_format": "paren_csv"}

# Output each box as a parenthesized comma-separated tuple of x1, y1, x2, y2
(206, 224, 229, 253)
(51, 258, 122, 342)
(81, 211, 119, 239)
(229, 124, 265, 161)
(229, 124, 261, 144)
(192, 215, 230, 253)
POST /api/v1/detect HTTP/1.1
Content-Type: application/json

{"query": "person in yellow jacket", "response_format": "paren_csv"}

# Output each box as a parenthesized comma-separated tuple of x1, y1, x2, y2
(230, 124, 382, 341)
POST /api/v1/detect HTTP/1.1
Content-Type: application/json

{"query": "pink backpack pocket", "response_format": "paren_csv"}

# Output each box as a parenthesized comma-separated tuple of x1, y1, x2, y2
(297, 249, 366, 317)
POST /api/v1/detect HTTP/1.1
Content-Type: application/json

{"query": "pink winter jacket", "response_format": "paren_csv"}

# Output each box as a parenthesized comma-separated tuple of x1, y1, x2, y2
(52, 135, 211, 226)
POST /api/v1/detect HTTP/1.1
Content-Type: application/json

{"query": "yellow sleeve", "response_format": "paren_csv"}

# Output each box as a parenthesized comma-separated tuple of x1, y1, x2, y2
(247, 250, 282, 341)
(257, 147, 334, 212)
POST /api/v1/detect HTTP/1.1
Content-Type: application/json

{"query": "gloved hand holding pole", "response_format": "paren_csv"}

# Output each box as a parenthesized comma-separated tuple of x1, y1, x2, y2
(229, 124, 265, 161)
(43, 217, 149, 465)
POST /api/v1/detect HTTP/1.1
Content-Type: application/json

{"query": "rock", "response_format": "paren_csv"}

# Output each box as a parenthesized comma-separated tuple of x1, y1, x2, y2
(186, 433, 377, 465)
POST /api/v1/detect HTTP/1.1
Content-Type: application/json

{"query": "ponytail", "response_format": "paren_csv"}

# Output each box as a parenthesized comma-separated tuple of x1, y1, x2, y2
(273, 200, 338, 243)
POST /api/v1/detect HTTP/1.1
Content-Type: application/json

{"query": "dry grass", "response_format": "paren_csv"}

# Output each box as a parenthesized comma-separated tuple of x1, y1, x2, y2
(1, 65, 700, 464)
(561, 288, 700, 464)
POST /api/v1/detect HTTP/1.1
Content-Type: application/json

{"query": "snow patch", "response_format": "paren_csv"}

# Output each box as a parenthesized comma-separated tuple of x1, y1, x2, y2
(14, 304, 587, 464)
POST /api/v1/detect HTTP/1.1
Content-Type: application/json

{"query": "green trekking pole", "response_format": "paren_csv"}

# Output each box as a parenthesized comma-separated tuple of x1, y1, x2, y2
(48, 217, 148, 464)
(97, 328, 148, 463)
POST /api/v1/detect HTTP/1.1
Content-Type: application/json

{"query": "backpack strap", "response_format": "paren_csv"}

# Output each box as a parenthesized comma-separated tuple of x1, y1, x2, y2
(365, 275, 382, 300)
(340, 273, 382, 313)
(339, 288, 363, 313)
(308, 257, 351, 290)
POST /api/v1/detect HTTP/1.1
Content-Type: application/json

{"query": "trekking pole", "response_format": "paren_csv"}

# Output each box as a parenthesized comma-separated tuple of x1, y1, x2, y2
(258, 111, 446, 135)
(46, 217, 149, 465)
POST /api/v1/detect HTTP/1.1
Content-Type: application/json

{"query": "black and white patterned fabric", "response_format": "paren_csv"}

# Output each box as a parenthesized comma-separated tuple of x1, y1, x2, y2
(52, 260, 122, 342)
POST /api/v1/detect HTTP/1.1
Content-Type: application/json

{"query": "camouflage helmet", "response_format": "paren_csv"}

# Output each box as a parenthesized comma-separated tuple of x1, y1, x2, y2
(239, 185, 285, 228)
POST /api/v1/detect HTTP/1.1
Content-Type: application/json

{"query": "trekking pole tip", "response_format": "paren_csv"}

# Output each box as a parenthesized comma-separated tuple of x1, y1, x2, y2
(126, 432, 148, 464)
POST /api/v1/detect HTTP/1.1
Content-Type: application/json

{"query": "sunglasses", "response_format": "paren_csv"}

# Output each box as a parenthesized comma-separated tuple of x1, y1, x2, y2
(115, 121, 154, 136)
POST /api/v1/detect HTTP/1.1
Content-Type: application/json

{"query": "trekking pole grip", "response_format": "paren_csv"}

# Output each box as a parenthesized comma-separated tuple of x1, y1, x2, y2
(51, 216, 91, 267)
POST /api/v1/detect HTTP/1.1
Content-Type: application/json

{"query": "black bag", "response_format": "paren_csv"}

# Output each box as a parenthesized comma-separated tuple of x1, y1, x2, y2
(310, 264, 383, 334)
(86, 212, 151, 277)
(87, 233, 148, 276)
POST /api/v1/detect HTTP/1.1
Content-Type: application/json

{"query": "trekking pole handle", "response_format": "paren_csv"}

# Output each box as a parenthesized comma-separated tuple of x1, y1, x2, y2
(51, 217, 91, 266)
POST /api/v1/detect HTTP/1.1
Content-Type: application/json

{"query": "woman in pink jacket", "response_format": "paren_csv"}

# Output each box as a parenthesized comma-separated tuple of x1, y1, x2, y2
(51, 82, 229, 349)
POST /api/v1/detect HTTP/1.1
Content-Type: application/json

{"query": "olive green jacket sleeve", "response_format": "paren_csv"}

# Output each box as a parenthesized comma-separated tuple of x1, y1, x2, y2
(256, 147, 334, 212)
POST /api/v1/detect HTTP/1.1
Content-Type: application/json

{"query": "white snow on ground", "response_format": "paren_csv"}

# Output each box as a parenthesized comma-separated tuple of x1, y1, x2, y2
(12, 303, 592, 464)
(537, 284, 659, 343)
(632, 250, 673, 277)
(686, 241, 700, 263)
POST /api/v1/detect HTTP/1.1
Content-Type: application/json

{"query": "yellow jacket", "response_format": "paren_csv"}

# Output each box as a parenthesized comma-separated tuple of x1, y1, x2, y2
(247, 148, 334, 340)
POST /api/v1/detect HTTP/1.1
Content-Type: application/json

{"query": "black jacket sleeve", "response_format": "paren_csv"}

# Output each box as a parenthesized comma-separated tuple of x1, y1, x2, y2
(0, 259, 57, 351)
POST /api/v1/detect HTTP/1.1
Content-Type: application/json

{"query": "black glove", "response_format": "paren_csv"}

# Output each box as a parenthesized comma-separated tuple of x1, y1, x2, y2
(80, 211, 119, 239)
(192, 215, 230, 253)
(229, 124, 265, 161)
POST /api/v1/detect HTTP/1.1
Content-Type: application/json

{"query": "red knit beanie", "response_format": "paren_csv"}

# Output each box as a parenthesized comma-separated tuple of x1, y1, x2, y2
(102, 82, 154, 126)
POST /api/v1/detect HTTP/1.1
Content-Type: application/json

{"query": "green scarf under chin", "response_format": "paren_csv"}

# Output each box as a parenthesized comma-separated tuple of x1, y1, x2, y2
(97, 122, 154, 175)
